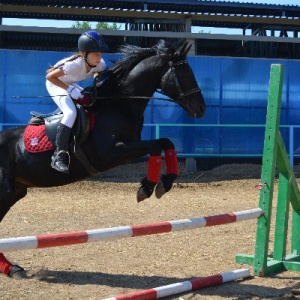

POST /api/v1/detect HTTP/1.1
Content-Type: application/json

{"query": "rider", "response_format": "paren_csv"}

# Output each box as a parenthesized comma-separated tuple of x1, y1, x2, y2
(46, 31, 108, 174)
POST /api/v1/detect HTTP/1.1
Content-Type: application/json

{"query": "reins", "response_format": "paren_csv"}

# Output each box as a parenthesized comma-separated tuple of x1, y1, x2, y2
(13, 56, 199, 106)
(12, 91, 173, 102)
(92, 91, 174, 102)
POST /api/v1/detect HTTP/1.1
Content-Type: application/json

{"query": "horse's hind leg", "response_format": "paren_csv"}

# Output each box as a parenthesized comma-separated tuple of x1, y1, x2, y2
(0, 169, 28, 278)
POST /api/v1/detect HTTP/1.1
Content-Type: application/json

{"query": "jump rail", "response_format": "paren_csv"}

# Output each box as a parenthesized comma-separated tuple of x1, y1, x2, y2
(0, 208, 262, 252)
(103, 268, 251, 300)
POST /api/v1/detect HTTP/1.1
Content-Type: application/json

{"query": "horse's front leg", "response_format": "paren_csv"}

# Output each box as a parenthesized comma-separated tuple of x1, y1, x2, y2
(135, 138, 179, 202)
(104, 138, 178, 202)
(154, 148, 178, 199)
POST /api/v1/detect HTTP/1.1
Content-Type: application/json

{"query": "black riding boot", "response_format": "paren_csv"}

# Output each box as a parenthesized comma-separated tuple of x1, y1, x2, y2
(51, 124, 72, 173)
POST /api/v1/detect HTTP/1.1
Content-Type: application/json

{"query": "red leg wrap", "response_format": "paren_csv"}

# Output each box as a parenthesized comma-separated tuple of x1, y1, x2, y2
(147, 155, 162, 183)
(0, 253, 13, 275)
(165, 149, 179, 175)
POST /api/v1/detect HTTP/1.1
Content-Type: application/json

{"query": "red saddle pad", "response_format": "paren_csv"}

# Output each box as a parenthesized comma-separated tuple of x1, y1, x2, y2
(24, 124, 55, 153)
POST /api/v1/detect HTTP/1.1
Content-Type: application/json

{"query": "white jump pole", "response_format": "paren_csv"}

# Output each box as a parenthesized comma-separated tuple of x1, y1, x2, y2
(0, 208, 262, 252)
(103, 268, 251, 300)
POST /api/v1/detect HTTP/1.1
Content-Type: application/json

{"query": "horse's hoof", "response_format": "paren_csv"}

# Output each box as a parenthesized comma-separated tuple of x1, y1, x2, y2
(155, 181, 166, 199)
(137, 178, 156, 202)
(9, 265, 28, 279)
(137, 186, 150, 202)
(155, 174, 178, 199)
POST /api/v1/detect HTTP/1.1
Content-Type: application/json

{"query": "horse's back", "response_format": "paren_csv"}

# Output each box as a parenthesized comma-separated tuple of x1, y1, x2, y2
(0, 126, 25, 153)
(0, 126, 25, 140)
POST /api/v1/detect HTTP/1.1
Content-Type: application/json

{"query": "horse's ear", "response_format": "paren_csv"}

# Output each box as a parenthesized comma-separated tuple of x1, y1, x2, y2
(185, 43, 192, 55)
(178, 42, 192, 57)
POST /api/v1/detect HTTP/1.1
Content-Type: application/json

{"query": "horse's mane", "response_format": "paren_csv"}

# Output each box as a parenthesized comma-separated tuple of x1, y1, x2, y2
(98, 39, 176, 92)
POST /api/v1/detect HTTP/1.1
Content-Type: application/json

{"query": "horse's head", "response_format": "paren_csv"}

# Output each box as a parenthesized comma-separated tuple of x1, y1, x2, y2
(89, 40, 206, 118)
(159, 42, 206, 118)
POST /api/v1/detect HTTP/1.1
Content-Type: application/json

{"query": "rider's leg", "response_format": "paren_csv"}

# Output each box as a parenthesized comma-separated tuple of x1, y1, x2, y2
(51, 123, 72, 173)
(50, 94, 77, 173)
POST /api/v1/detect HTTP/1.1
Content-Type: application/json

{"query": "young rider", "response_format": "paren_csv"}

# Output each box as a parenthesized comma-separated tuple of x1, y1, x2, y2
(46, 31, 107, 174)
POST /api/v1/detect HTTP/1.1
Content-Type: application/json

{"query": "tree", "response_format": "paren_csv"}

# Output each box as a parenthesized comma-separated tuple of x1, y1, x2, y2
(72, 21, 121, 30)
(96, 22, 121, 30)
(72, 21, 92, 29)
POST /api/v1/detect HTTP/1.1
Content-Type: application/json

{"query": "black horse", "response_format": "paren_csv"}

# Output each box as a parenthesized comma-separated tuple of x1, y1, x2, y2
(0, 40, 206, 278)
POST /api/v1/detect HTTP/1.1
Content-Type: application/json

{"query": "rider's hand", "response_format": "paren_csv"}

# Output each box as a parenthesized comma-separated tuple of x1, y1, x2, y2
(67, 86, 83, 99)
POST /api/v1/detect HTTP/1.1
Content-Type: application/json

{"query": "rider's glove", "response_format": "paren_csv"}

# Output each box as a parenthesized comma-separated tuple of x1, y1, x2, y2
(67, 86, 83, 100)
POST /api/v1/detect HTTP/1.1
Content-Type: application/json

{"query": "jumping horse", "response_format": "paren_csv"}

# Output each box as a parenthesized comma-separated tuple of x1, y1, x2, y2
(0, 39, 206, 278)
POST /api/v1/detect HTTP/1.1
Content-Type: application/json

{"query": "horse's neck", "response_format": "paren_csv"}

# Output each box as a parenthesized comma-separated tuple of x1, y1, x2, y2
(129, 58, 166, 96)
(94, 56, 166, 115)
(127, 98, 149, 118)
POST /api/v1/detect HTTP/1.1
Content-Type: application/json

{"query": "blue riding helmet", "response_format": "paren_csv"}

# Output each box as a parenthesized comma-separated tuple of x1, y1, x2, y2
(78, 31, 108, 53)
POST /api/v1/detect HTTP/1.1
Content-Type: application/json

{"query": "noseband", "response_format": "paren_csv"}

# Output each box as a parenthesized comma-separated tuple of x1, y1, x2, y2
(160, 59, 200, 104)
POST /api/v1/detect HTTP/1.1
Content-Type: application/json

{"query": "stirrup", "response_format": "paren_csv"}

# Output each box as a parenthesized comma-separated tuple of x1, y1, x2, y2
(51, 150, 70, 173)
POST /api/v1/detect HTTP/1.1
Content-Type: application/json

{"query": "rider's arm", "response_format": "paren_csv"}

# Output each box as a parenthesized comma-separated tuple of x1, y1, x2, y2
(46, 67, 83, 99)
(46, 68, 69, 90)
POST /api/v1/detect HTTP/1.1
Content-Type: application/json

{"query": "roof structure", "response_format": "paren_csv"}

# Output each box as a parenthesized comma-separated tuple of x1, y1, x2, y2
(1, 1, 300, 58)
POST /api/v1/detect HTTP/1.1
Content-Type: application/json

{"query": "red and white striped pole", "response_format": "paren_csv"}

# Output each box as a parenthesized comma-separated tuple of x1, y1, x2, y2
(103, 268, 250, 300)
(0, 208, 262, 252)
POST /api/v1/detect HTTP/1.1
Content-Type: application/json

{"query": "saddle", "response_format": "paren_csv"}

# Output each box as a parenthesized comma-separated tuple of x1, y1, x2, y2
(28, 104, 91, 146)
(24, 99, 98, 176)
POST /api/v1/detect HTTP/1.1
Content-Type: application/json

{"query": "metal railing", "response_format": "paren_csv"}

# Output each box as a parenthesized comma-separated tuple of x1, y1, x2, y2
(144, 123, 300, 167)
(1, 122, 300, 167)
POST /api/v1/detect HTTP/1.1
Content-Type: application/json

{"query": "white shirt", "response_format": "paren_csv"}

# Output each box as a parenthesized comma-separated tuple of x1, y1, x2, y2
(53, 56, 106, 85)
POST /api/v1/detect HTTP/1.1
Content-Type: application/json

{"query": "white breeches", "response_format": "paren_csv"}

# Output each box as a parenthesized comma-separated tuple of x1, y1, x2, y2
(46, 81, 79, 128)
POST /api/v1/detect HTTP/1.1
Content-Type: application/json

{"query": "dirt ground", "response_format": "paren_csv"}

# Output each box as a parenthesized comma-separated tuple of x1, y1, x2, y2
(1, 160, 300, 300)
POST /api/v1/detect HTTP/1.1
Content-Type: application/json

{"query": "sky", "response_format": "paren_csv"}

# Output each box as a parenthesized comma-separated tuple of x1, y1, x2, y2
(2, 0, 299, 32)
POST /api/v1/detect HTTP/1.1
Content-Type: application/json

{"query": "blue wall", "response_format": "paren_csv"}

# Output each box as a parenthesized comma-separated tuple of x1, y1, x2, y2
(1, 50, 300, 156)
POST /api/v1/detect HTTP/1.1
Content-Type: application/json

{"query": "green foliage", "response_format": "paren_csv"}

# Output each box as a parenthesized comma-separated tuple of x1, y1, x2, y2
(72, 21, 92, 29)
(96, 22, 121, 30)
(72, 21, 121, 30)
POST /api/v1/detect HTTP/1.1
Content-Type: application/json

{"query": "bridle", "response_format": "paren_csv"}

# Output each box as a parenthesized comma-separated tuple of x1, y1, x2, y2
(159, 59, 201, 104)
(90, 57, 201, 104)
